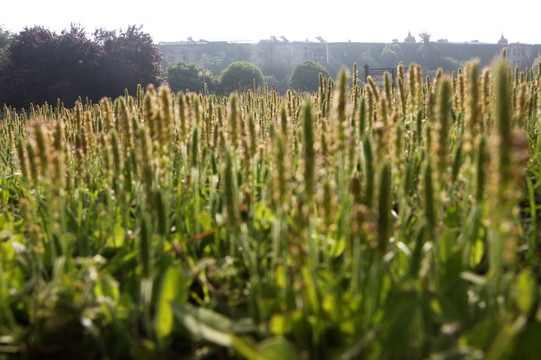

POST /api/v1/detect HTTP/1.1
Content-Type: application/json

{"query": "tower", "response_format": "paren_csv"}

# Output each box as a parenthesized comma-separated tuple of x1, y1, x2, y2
(404, 31, 416, 44)
(498, 34, 508, 45)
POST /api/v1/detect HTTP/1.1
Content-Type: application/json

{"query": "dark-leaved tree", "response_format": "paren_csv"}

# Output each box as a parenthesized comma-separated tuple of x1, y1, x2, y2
(0, 26, 13, 104)
(94, 25, 164, 98)
(1, 26, 104, 108)
(52, 26, 104, 104)
(0, 25, 10, 59)
(0, 25, 163, 108)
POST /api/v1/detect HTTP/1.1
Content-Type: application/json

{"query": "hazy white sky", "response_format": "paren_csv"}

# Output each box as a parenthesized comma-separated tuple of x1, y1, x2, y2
(2, 0, 540, 44)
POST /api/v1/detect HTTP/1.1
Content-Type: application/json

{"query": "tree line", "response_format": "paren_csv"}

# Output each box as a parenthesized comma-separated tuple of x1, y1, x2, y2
(4, 24, 504, 109)
(0, 25, 163, 109)
(166, 59, 330, 95)
(0, 24, 332, 109)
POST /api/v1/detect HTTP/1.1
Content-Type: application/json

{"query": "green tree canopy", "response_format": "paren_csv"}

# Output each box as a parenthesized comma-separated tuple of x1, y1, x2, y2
(288, 60, 330, 92)
(167, 61, 213, 94)
(379, 43, 403, 68)
(219, 61, 263, 95)
(201, 54, 226, 76)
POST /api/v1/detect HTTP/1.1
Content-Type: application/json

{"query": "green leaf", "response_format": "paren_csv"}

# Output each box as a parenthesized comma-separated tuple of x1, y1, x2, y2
(469, 238, 484, 268)
(511, 322, 541, 359)
(269, 313, 288, 336)
(302, 266, 319, 312)
(230, 335, 298, 360)
(112, 223, 125, 247)
(516, 270, 535, 315)
(460, 271, 487, 286)
(258, 336, 298, 360)
(171, 302, 233, 347)
(258, 336, 299, 360)
(231, 335, 263, 360)
(94, 275, 120, 323)
(155, 267, 189, 344)
(198, 211, 213, 230)
(486, 316, 527, 360)
(0, 238, 15, 262)
(459, 317, 501, 350)
(269, 311, 305, 336)
(130, 339, 157, 360)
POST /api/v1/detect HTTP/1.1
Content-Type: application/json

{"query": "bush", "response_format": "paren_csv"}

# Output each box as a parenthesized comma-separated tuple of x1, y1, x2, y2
(288, 60, 330, 92)
(167, 61, 214, 94)
(219, 61, 263, 95)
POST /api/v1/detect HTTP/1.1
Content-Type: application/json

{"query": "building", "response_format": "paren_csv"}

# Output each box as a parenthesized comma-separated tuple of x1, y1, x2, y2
(404, 31, 416, 43)
(507, 43, 537, 69)
(157, 35, 541, 77)
(498, 34, 508, 46)
(255, 38, 328, 67)
(159, 39, 229, 66)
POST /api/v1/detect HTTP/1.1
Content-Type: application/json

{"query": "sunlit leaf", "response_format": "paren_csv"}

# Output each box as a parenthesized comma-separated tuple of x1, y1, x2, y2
(258, 336, 298, 360)
(516, 270, 535, 315)
(155, 267, 188, 344)
(171, 302, 233, 347)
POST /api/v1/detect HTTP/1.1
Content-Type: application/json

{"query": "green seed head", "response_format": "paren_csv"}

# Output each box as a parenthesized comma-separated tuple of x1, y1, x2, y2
(229, 94, 239, 147)
(465, 60, 481, 143)
(493, 59, 513, 187)
(377, 162, 392, 253)
(423, 161, 436, 232)
(139, 215, 152, 278)
(362, 135, 375, 207)
(359, 96, 367, 137)
(224, 151, 238, 226)
(303, 99, 315, 201)
(436, 76, 452, 180)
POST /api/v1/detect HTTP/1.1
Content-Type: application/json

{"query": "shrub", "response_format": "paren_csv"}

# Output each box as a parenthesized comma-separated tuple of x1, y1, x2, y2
(219, 61, 263, 95)
(167, 61, 214, 94)
(288, 60, 330, 92)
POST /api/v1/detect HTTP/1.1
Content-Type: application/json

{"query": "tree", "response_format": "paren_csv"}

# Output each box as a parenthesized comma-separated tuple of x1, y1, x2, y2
(219, 61, 263, 94)
(201, 54, 226, 76)
(0, 25, 10, 52)
(93, 25, 164, 98)
(288, 60, 330, 92)
(167, 61, 214, 94)
(52, 26, 104, 103)
(1, 26, 57, 107)
(0, 25, 163, 108)
(264, 74, 288, 94)
(419, 32, 431, 45)
(0, 26, 12, 104)
(379, 43, 403, 68)
(0, 25, 103, 108)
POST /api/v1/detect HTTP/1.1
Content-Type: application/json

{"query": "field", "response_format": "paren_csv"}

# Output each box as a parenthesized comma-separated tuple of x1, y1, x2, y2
(1, 58, 541, 359)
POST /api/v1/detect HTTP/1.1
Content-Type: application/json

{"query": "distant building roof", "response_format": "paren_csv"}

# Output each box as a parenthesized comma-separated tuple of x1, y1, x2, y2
(498, 34, 508, 45)
(404, 31, 416, 43)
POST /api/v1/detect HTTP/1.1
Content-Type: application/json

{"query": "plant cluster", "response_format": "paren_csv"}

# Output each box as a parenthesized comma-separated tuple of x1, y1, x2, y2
(1, 58, 541, 359)
(167, 60, 328, 96)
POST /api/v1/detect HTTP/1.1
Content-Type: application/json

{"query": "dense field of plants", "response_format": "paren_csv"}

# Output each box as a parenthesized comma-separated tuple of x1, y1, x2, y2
(1, 57, 541, 359)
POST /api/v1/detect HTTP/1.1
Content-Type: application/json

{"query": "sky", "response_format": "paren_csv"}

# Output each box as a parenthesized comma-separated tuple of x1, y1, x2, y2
(2, 0, 541, 45)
